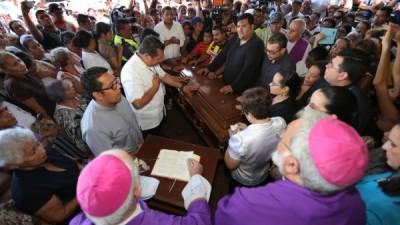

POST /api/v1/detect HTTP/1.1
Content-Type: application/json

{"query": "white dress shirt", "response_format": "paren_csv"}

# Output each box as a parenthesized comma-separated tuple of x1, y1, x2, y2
(154, 21, 185, 60)
(121, 53, 166, 130)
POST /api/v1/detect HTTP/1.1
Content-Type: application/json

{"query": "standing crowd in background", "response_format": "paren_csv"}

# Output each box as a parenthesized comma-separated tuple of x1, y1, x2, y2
(0, 0, 400, 224)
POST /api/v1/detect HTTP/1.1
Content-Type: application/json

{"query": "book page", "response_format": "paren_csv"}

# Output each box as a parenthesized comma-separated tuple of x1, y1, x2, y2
(151, 149, 200, 182)
(151, 150, 178, 178)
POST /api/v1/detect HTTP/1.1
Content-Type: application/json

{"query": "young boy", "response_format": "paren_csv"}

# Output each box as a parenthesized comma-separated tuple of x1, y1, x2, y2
(182, 29, 213, 66)
(225, 87, 287, 189)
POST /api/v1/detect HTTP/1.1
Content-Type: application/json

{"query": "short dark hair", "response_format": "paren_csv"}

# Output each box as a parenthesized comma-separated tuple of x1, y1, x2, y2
(80, 67, 108, 99)
(45, 80, 65, 102)
(212, 25, 223, 32)
(139, 35, 165, 57)
(379, 6, 393, 19)
(35, 10, 46, 19)
(337, 48, 369, 84)
(237, 13, 254, 25)
(311, 12, 321, 19)
(310, 60, 327, 77)
(241, 87, 272, 119)
(94, 22, 111, 39)
(319, 86, 357, 125)
(268, 33, 287, 49)
(12, 50, 34, 69)
(140, 28, 160, 43)
(115, 19, 130, 33)
(161, 6, 172, 15)
(203, 28, 212, 35)
(358, 20, 371, 30)
(61, 31, 75, 45)
(322, 17, 336, 28)
(278, 69, 301, 98)
(8, 20, 20, 33)
(307, 46, 329, 62)
(72, 30, 94, 48)
(77, 14, 90, 25)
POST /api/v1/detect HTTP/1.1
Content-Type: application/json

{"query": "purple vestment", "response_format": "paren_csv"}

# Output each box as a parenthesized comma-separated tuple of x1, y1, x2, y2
(215, 180, 366, 225)
(289, 38, 308, 64)
(69, 200, 211, 225)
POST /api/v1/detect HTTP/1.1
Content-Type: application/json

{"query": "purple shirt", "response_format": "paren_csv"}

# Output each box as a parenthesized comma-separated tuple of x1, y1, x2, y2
(215, 180, 366, 225)
(70, 199, 211, 225)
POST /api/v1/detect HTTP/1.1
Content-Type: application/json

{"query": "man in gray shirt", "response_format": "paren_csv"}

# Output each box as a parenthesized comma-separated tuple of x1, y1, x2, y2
(80, 67, 143, 156)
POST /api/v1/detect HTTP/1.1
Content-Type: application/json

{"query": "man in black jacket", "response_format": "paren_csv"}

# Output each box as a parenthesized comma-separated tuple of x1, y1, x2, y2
(324, 48, 370, 135)
(198, 13, 264, 94)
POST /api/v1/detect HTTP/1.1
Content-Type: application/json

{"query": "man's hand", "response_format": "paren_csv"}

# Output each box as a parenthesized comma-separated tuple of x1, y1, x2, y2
(236, 122, 247, 130)
(21, 1, 31, 15)
(165, 37, 178, 46)
(178, 76, 191, 83)
(152, 74, 161, 91)
(188, 60, 197, 67)
(168, 36, 180, 45)
(314, 32, 326, 43)
(392, 23, 400, 44)
(219, 85, 233, 94)
(197, 68, 209, 76)
(181, 57, 189, 64)
(172, 64, 184, 72)
(207, 72, 216, 79)
(182, 84, 199, 97)
(187, 159, 203, 177)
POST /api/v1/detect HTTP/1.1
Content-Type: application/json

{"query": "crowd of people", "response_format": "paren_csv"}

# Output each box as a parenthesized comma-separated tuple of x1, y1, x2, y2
(0, 0, 399, 224)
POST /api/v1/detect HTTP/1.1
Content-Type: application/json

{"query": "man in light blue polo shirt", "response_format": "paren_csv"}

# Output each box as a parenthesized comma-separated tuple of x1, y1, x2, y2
(80, 67, 143, 156)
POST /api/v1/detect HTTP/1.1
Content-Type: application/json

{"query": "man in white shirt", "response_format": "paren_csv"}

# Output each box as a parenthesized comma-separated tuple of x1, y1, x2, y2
(285, 0, 304, 25)
(154, 6, 185, 60)
(121, 36, 197, 134)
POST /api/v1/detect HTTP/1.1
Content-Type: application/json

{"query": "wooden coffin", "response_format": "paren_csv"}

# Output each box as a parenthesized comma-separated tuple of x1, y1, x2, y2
(179, 72, 243, 147)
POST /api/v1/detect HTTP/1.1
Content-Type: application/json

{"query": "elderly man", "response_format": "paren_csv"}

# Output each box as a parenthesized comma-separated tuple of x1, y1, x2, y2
(80, 67, 143, 156)
(215, 109, 368, 225)
(121, 36, 197, 135)
(69, 150, 212, 225)
(198, 13, 264, 94)
(287, 19, 311, 77)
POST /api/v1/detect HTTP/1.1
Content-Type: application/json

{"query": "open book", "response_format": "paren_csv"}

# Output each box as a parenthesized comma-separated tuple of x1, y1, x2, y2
(151, 149, 200, 182)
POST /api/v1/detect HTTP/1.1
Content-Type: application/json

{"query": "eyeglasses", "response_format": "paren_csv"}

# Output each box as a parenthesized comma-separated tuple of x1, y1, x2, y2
(266, 48, 281, 55)
(98, 77, 120, 91)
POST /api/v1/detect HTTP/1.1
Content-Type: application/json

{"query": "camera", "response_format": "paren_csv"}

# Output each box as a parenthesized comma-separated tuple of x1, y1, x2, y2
(110, 8, 136, 25)
(389, 11, 400, 25)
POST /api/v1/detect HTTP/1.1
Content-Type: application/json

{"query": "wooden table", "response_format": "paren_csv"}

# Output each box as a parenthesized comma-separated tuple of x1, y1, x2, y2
(176, 72, 243, 149)
(137, 135, 221, 215)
